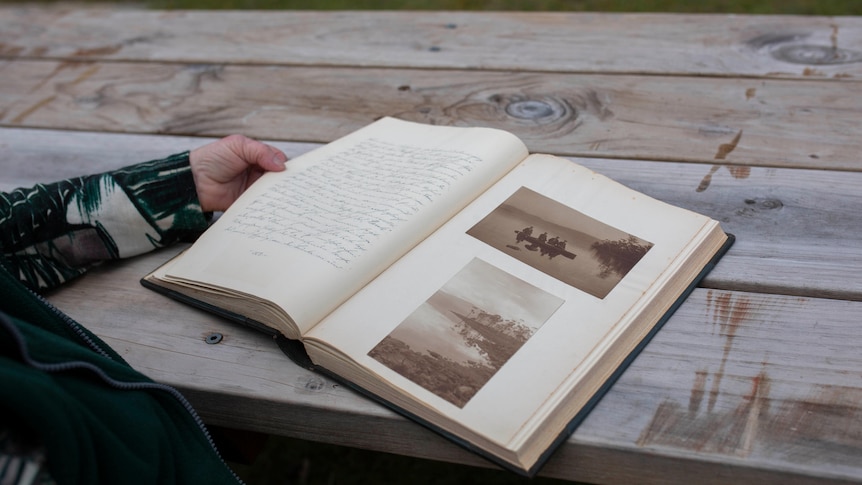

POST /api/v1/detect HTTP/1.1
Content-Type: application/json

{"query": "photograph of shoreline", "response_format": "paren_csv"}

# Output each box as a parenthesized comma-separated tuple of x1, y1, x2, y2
(369, 258, 563, 407)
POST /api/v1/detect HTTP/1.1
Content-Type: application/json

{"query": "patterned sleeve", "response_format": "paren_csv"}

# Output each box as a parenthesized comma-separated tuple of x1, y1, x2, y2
(0, 152, 210, 292)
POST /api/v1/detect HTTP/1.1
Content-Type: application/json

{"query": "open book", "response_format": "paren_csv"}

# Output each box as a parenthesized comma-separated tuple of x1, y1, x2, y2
(143, 117, 732, 475)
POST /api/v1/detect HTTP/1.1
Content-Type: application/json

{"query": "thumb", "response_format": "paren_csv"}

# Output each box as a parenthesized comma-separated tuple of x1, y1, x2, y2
(236, 136, 287, 172)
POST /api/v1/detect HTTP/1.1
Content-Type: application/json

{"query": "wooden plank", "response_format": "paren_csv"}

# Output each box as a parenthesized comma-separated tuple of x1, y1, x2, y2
(1, 61, 861, 170)
(577, 158, 862, 302)
(2, 7, 862, 80)
(8, 128, 860, 482)
(4, 126, 862, 303)
(3, 7, 857, 483)
(43, 248, 862, 483)
(563, 290, 862, 484)
(0, 128, 318, 188)
(43, 245, 517, 472)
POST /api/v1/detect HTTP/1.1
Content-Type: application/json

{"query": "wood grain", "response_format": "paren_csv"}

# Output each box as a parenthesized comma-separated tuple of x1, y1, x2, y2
(575, 158, 862, 302)
(2, 8, 862, 79)
(43, 248, 862, 483)
(0, 128, 318, 187)
(4, 127, 861, 302)
(566, 290, 862, 484)
(4, 6, 861, 482)
(2, 61, 861, 170)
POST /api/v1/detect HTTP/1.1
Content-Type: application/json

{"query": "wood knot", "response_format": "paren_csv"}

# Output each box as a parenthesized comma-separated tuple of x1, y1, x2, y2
(205, 333, 223, 344)
(304, 376, 327, 391)
(744, 198, 783, 210)
(736, 197, 783, 217)
(496, 95, 574, 124)
(505, 100, 555, 120)
(745, 31, 862, 65)
(773, 44, 862, 65)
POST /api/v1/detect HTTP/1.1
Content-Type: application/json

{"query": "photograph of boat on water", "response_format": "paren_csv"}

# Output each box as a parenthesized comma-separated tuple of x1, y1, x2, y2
(466, 187, 654, 298)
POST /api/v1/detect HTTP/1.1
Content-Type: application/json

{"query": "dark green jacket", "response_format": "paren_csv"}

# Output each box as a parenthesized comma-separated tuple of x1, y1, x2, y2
(0, 153, 241, 484)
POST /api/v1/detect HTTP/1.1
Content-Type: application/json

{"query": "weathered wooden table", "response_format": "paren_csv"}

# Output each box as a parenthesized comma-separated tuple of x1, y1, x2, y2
(2, 7, 861, 483)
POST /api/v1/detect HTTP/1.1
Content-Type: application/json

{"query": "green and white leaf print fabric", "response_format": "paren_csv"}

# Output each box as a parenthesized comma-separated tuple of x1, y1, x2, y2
(1, 153, 209, 291)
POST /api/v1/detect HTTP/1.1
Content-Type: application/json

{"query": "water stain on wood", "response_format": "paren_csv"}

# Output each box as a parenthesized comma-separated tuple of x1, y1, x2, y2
(640, 375, 862, 466)
(696, 161, 750, 193)
(714, 129, 743, 160)
(639, 293, 862, 465)
(726, 166, 751, 179)
(689, 369, 709, 415)
(697, 165, 721, 192)
(638, 369, 771, 457)
(706, 291, 753, 413)
(739, 370, 771, 456)
(771, 386, 862, 462)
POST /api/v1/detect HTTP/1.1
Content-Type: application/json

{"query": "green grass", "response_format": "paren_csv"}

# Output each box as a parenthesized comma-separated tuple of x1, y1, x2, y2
(23, 0, 855, 14)
(143, 0, 862, 15)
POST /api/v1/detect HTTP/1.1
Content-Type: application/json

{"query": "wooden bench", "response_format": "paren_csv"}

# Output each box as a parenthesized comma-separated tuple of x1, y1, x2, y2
(2, 7, 861, 483)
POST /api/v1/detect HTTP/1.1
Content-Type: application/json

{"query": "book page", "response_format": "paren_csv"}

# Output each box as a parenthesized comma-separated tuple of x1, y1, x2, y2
(163, 118, 529, 333)
(305, 154, 721, 450)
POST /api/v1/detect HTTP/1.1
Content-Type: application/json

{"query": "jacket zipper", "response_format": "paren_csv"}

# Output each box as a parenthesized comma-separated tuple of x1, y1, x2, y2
(5, 290, 246, 484)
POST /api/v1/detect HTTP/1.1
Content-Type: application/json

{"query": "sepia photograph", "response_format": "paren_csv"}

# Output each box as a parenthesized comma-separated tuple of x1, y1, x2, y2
(467, 187, 654, 298)
(368, 258, 563, 408)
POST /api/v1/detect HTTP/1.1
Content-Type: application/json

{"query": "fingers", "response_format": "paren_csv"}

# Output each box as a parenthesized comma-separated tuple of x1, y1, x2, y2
(231, 134, 287, 172)
(189, 135, 288, 212)
(262, 144, 288, 171)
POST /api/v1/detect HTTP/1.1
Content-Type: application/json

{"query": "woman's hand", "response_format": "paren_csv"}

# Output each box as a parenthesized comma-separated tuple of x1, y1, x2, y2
(190, 134, 287, 212)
